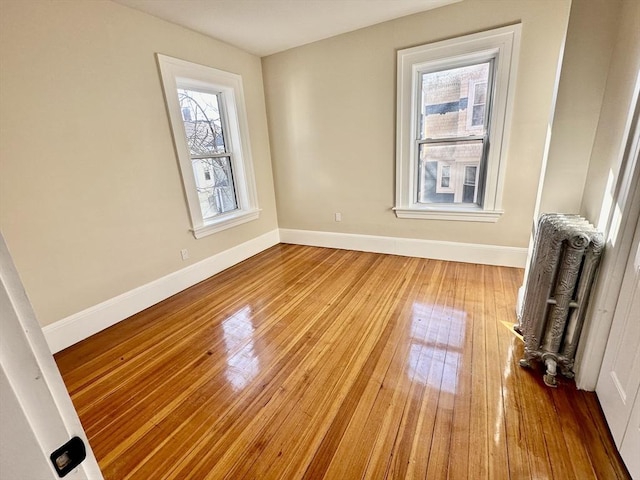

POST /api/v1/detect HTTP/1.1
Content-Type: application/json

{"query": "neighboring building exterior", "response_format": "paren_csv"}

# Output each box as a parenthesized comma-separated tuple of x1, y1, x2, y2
(419, 62, 489, 205)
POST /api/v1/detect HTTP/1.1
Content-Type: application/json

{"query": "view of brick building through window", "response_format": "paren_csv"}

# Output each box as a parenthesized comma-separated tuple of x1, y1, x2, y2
(418, 62, 491, 205)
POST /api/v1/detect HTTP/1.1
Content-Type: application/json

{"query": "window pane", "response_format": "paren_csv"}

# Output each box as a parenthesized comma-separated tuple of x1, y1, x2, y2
(441, 165, 451, 188)
(464, 165, 477, 185)
(420, 62, 490, 139)
(471, 105, 485, 126)
(463, 165, 478, 203)
(418, 140, 483, 204)
(474, 82, 487, 104)
(192, 157, 238, 220)
(178, 89, 226, 155)
(462, 184, 476, 203)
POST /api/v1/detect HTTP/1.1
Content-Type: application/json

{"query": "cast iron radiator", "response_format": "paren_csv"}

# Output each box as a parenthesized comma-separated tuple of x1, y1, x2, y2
(515, 213, 604, 387)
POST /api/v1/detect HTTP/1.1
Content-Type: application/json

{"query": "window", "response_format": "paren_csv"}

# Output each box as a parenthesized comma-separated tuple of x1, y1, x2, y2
(468, 81, 488, 128)
(417, 62, 491, 206)
(157, 54, 259, 238)
(395, 25, 521, 222)
(463, 165, 479, 203)
(437, 163, 453, 192)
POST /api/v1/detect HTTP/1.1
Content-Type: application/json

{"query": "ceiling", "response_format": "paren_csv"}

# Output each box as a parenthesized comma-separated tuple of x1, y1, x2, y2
(112, 0, 462, 57)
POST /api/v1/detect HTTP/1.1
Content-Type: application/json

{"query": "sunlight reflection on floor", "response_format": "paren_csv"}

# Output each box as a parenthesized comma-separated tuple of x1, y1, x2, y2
(407, 302, 466, 394)
(222, 305, 260, 391)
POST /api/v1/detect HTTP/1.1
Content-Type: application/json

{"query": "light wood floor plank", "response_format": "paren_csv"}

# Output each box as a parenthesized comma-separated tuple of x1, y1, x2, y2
(55, 244, 630, 479)
(494, 267, 533, 480)
(445, 262, 474, 479)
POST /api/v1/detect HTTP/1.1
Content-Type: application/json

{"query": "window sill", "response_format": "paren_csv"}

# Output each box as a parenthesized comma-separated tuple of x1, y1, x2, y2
(393, 207, 503, 223)
(192, 208, 261, 238)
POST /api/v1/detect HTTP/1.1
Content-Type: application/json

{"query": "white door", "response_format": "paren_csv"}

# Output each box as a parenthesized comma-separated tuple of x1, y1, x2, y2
(0, 233, 103, 479)
(620, 387, 640, 479)
(596, 215, 640, 478)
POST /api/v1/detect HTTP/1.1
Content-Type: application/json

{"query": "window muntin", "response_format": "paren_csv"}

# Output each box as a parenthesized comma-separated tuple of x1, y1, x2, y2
(395, 24, 521, 222)
(157, 54, 260, 238)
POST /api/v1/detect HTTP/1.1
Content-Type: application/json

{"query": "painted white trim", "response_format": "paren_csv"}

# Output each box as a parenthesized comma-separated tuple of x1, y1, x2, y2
(279, 228, 527, 268)
(43, 227, 526, 353)
(1, 233, 103, 479)
(575, 75, 640, 390)
(156, 54, 260, 238)
(43, 229, 280, 353)
(393, 207, 502, 222)
(192, 208, 261, 238)
(395, 24, 521, 218)
(517, 18, 569, 322)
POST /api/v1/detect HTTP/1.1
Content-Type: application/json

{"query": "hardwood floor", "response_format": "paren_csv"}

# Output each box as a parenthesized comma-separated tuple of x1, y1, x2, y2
(55, 244, 630, 479)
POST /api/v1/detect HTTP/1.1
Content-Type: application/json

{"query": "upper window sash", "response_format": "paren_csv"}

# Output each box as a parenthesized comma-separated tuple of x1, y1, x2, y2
(395, 24, 521, 222)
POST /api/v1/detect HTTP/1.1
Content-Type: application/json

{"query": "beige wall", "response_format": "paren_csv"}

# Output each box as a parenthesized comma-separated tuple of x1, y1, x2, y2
(0, 0, 278, 326)
(262, 0, 571, 249)
(580, 0, 640, 227)
(539, 0, 622, 216)
(573, 0, 639, 389)
(7, 0, 624, 330)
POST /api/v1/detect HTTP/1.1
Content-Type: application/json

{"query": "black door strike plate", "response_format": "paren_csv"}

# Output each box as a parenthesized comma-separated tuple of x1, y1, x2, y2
(49, 436, 86, 477)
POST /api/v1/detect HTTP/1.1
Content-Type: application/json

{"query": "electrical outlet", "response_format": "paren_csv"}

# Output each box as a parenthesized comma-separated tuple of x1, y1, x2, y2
(180, 249, 189, 260)
(335, 212, 342, 222)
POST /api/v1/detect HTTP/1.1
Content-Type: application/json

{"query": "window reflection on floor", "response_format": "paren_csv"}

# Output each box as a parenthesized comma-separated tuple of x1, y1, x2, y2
(407, 302, 466, 395)
(222, 305, 260, 391)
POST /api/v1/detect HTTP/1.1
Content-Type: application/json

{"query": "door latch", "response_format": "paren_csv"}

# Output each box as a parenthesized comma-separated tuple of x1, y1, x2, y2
(50, 436, 86, 477)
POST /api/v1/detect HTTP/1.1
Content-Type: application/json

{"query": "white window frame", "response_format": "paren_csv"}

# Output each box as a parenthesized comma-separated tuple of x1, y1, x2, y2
(157, 54, 260, 238)
(394, 24, 521, 222)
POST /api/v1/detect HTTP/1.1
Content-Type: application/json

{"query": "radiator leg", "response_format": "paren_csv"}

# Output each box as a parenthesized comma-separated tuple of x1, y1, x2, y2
(543, 357, 558, 388)
(519, 349, 533, 368)
(560, 364, 574, 379)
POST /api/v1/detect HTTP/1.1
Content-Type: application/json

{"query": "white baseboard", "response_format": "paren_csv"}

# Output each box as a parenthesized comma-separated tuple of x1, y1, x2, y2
(279, 228, 527, 268)
(43, 229, 280, 353)
(44, 227, 527, 353)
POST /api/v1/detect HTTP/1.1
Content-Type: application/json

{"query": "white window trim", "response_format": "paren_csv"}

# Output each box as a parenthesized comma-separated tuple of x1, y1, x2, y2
(157, 54, 260, 238)
(394, 24, 521, 222)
